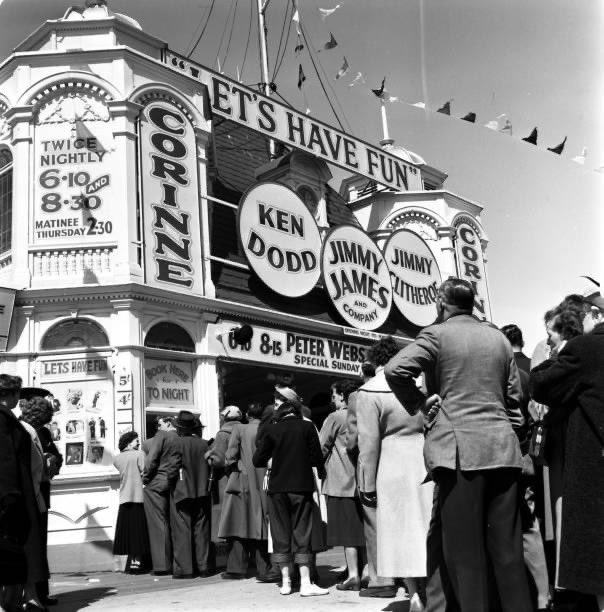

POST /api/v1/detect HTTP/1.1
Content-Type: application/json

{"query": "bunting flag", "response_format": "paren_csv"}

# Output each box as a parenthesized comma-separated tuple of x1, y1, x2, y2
(294, 42, 304, 54)
(499, 119, 513, 135)
(461, 112, 476, 123)
(522, 128, 538, 145)
(547, 136, 567, 155)
(388, 96, 400, 103)
(412, 101, 426, 109)
(437, 100, 452, 115)
(371, 77, 386, 98)
(335, 56, 349, 80)
(348, 72, 365, 87)
(484, 114, 506, 130)
(292, 9, 301, 36)
(319, 4, 341, 20)
(572, 147, 587, 165)
(319, 32, 338, 51)
(297, 64, 306, 89)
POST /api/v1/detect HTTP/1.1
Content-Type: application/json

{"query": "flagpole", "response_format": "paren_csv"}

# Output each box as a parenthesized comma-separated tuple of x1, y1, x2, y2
(257, 0, 276, 157)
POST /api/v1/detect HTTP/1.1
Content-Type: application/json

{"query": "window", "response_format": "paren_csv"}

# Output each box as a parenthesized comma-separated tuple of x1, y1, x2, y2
(144, 322, 194, 352)
(41, 319, 109, 350)
(0, 149, 12, 255)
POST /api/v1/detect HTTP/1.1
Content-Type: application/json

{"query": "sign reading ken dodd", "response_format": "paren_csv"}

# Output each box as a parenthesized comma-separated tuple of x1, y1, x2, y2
(238, 182, 322, 298)
(322, 225, 392, 331)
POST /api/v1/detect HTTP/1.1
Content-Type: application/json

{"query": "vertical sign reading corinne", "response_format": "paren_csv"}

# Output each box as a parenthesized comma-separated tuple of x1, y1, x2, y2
(140, 101, 202, 294)
(322, 225, 392, 331)
(455, 221, 492, 320)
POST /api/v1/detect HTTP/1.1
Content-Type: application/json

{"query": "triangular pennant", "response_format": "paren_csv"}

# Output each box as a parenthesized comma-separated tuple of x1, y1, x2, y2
(335, 57, 349, 80)
(412, 101, 426, 109)
(294, 42, 304, 54)
(388, 96, 399, 103)
(461, 112, 476, 123)
(499, 119, 512, 135)
(572, 147, 587, 165)
(348, 72, 365, 87)
(319, 4, 341, 20)
(322, 32, 338, 51)
(292, 9, 301, 36)
(297, 64, 306, 89)
(547, 136, 567, 155)
(437, 100, 451, 115)
(371, 77, 386, 98)
(522, 127, 538, 145)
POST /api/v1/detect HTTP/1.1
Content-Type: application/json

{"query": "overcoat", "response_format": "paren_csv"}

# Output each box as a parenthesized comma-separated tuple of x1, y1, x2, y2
(218, 420, 268, 540)
(529, 323, 604, 594)
(356, 369, 433, 578)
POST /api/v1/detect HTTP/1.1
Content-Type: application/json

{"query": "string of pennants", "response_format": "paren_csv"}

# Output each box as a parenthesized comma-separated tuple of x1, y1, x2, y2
(292, 3, 601, 173)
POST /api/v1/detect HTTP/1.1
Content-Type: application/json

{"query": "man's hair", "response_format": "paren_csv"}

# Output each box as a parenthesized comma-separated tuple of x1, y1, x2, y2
(367, 336, 400, 367)
(118, 430, 139, 452)
(157, 416, 175, 428)
(247, 401, 264, 419)
(439, 278, 475, 311)
(500, 324, 524, 348)
(551, 309, 584, 341)
(0, 374, 22, 397)
(361, 361, 376, 379)
(20, 397, 54, 429)
(330, 379, 361, 403)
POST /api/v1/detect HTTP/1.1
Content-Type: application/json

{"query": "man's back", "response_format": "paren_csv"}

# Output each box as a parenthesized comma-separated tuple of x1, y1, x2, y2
(173, 435, 209, 502)
(385, 313, 523, 472)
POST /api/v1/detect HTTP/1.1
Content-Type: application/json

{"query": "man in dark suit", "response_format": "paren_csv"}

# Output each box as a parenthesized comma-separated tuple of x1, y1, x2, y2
(500, 324, 531, 374)
(143, 415, 179, 574)
(530, 294, 604, 608)
(170, 410, 211, 579)
(385, 278, 532, 612)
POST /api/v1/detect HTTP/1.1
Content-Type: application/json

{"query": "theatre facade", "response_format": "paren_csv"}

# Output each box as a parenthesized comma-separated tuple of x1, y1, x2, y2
(0, 2, 491, 555)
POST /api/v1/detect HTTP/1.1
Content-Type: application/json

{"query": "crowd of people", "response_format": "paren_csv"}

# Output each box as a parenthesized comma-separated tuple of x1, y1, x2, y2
(1, 275, 603, 612)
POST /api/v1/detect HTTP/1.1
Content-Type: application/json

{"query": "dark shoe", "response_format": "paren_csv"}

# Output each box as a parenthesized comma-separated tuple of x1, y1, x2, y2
(42, 597, 58, 606)
(256, 572, 281, 583)
(197, 570, 213, 578)
(221, 572, 246, 580)
(336, 577, 361, 591)
(23, 604, 48, 612)
(172, 574, 195, 579)
(151, 569, 171, 576)
(359, 586, 397, 598)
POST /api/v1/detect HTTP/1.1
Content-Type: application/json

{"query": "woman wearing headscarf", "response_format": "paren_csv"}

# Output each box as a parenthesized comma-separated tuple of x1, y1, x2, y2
(218, 401, 272, 580)
(253, 387, 328, 598)
(319, 379, 364, 591)
(113, 431, 149, 574)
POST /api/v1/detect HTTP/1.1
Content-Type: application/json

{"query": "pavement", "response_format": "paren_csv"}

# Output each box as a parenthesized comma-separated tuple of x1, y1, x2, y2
(50, 549, 413, 612)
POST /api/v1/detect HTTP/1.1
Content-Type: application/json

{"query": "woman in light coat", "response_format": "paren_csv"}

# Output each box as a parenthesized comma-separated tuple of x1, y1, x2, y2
(218, 402, 271, 579)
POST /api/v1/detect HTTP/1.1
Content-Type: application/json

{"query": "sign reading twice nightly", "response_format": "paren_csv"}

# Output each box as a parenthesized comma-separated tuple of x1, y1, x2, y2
(322, 225, 392, 331)
(384, 229, 442, 327)
(238, 182, 322, 297)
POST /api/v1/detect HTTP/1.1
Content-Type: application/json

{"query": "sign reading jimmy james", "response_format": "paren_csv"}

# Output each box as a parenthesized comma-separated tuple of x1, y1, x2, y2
(384, 229, 442, 327)
(239, 182, 322, 297)
(139, 101, 202, 293)
(322, 225, 392, 331)
(163, 51, 422, 192)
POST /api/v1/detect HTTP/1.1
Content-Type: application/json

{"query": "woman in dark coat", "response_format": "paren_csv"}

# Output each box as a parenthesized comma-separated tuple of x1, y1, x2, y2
(252, 387, 328, 598)
(530, 298, 604, 608)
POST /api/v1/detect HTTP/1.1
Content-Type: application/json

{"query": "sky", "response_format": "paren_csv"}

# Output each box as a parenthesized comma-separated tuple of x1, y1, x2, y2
(0, 0, 602, 354)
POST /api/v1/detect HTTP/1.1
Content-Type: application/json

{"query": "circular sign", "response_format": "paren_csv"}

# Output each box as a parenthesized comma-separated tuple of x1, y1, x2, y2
(384, 229, 442, 327)
(238, 182, 322, 297)
(321, 224, 392, 330)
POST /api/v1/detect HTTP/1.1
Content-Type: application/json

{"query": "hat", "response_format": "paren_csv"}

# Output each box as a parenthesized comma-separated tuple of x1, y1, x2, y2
(221, 405, 242, 421)
(175, 410, 196, 429)
(20, 387, 50, 400)
(274, 386, 300, 403)
(584, 293, 604, 311)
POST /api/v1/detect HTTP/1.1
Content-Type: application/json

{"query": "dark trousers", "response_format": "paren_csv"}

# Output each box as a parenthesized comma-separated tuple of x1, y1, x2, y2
(267, 492, 313, 566)
(35, 511, 49, 601)
(143, 487, 172, 572)
(436, 467, 532, 612)
(225, 537, 271, 576)
(170, 496, 211, 577)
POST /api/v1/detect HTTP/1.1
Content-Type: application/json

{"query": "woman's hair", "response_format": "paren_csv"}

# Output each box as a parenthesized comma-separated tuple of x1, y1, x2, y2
(118, 430, 138, 452)
(551, 309, 583, 341)
(20, 396, 54, 429)
(274, 400, 302, 421)
(247, 401, 264, 419)
(367, 336, 400, 367)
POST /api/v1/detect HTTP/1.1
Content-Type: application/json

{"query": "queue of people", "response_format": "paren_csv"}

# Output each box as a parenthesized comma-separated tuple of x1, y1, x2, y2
(2, 276, 602, 612)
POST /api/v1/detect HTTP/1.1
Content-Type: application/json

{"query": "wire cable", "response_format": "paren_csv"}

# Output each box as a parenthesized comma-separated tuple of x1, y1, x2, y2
(271, 1, 292, 82)
(187, 0, 217, 58)
(239, 0, 254, 81)
(214, 0, 236, 71)
(299, 21, 347, 132)
(221, 0, 240, 74)
(272, 3, 294, 81)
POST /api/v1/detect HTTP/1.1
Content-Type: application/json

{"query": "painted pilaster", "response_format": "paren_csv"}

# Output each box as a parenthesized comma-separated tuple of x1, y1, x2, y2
(436, 225, 458, 279)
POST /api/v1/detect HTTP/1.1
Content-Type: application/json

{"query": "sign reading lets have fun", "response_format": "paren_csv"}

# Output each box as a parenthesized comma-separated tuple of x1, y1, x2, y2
(238, 182, 322, 297)
(384, 229, 442, 327)
(322, 225, 392, 331)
